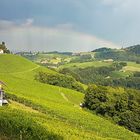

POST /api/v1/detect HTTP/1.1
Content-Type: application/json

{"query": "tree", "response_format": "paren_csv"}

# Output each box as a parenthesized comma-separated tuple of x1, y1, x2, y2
(0, 42, 10, 53)
(84, 85, 108, 115)
(84, 84, 140, 133)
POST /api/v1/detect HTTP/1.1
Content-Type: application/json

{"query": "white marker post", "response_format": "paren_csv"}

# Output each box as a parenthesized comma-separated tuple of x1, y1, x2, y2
(0, 91, 3, 106)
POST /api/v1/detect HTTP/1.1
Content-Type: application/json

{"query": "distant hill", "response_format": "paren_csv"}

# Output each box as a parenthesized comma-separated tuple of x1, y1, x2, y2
(124, 44, 140, 55)
(92, 45, 140, 55)
(92, 47, 112, 52)
(92, 45, 140, 62)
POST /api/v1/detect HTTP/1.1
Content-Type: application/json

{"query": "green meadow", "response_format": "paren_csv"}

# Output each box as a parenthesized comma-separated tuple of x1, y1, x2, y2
(122, 62, 140, 72)
(58, 61, 112, 70)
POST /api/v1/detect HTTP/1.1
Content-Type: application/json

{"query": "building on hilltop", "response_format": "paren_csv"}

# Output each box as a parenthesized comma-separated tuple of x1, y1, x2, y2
(0, 49, 4, 54)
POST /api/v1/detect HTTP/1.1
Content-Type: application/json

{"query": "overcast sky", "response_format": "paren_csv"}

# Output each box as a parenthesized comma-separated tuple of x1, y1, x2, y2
(0, 0, 140, 52)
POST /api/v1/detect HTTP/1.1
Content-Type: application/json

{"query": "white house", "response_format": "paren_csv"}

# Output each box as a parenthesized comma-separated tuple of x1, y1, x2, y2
(103, 59, 114, 63)
(0, 49, 4, 54)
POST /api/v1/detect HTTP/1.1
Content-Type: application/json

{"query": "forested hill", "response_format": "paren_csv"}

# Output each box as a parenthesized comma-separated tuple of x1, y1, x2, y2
(92, 45, 140, 54)
(92, 45, 140, 63)
(92, 47, 112, 53)
(124, 45, 140, 55)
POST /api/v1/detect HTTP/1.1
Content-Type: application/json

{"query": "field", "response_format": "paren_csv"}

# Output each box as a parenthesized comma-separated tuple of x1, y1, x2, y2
(123, 62, 140, 72)
(58, 61, 112, 70)
(0, 54, 140, 139)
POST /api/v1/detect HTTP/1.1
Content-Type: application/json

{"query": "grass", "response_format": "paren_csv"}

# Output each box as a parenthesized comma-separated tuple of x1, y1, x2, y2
(0, 54, 37, 73)
(110, 71, 132, 78)
(122, 62, 140, 72)
(127, 62, 140, 68)
(0, 103, 62, 140)
(0, 54, 140, 139)
(103, 61, 140, 78)
(58, 61, 112, 70)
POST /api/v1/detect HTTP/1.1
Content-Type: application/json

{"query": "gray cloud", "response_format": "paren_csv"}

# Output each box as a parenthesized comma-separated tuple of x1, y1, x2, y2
(1, 0, 140, 49)
(0, 20, 120, 52)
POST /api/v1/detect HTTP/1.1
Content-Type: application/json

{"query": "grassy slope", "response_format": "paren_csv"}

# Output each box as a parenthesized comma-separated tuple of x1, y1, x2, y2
(58, 61, 112, 70)
(0, 54, 139, 140)
(0, 54, 38, 73)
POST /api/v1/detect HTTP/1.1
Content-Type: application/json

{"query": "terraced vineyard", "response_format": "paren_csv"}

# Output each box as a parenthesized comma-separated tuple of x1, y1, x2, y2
(0, 54, 140, 140)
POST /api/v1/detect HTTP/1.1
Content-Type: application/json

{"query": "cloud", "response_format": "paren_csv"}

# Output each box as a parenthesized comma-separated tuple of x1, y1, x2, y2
(0, 19, 121, 52)
(55, 23, 74, 30)
(101, 0, 125, 6)
(0, 20, 15, 30)
(1, 0, 140, 48)
(101, 0, 140, 14)
(22, 18, 34, 27)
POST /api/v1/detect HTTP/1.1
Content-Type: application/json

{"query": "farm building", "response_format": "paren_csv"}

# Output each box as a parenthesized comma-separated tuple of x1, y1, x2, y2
(103, 59, 114, 63)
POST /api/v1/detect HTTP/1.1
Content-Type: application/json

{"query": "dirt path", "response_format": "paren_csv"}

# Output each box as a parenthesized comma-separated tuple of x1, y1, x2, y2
(60, 92, 69, 102)
(10, 66, 40, 74)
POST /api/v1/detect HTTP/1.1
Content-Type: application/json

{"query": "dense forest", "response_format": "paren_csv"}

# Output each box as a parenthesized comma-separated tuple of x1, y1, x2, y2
(93, 45, 140, 63)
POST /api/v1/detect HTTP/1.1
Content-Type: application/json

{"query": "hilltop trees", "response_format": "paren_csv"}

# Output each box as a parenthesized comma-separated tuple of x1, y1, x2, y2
(93, 45, 140, 63)
(0, 42, 10, 53)
(92, 47, 112, 52)
(125, 45, 140, 55)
